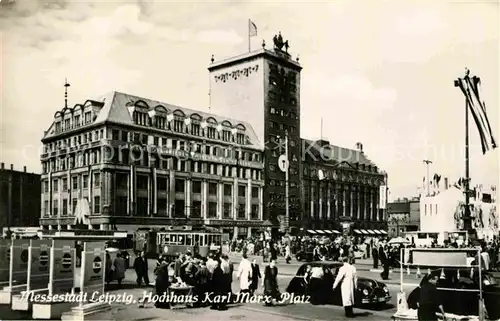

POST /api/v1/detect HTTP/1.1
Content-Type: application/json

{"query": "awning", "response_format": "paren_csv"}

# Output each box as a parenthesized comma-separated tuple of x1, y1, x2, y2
(366, 229, 376, 234)
(379, 230, 388, 234)
(315, 230, 325, 234)
(353, 229, 362, 234)
(373, 230, 382, 235)
(331, 230, 340, 234)
(323, 230, 333, 234)
(307, 230, 316, 234)
(360, 229, 369, 235)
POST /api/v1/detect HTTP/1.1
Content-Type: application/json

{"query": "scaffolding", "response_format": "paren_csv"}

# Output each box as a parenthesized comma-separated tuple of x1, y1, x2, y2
(395, 247, 485, 321)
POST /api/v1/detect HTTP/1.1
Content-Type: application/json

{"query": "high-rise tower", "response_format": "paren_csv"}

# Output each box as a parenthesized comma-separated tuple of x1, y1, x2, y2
(208, 33, 302, 227)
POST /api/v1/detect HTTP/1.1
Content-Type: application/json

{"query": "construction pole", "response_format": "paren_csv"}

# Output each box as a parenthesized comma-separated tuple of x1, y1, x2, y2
(423, 160, 432, 196)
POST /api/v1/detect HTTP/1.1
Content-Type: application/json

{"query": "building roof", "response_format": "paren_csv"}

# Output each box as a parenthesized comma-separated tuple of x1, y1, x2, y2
(301, 138, 379, 168)
(43, 91, 262, 149)
(387, 202, 410, 214)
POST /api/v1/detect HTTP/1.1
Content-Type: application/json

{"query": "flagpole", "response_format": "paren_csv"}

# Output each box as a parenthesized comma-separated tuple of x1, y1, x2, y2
(248, 19, 251, 52)
(464, 75, 471, 239)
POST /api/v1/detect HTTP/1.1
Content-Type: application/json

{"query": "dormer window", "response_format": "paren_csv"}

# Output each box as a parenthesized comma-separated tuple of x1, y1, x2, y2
(134, 112, 148, 126)
(191, 123, 200, 136)
(84, 112, 91, 124)
(55, 122, 61, 133)
(207, 127, 216, 139)
(74, 115, 80, 126)
(155, 116, 166, 129)
(236, 133, 245, 144)
(64, 119, 70, 130)
(222, 130, 231, 142)
(173, 119, 183, 132)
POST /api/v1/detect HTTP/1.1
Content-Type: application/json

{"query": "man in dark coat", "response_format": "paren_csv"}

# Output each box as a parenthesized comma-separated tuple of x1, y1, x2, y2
(372, 243, 379, 268)
(210, 260, 228, 311)
(249, 259, 261, 296)
(133, 251, 150, 286)
(379, 245, 390, 280)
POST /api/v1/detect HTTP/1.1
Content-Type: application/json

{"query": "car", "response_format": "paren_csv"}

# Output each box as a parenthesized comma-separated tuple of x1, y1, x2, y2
(286, 262, 391, 307)
(407, 268, 500, 320)
(295, 250, 314, 262)
(105, 247, 131, 269)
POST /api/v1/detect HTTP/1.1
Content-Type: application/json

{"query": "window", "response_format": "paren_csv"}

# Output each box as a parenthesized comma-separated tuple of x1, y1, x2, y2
(55, 122, 61, 133)
(269, 91, 277, 101)
(83, 175, 88, 189)
(207, 127, 216, 139)
(53, 179, 59, 192)
(136, 197, 148, 216)
(72, 199, 77, 214)
(137, 175, 148, 190)
(237, 205, 245, 219)
(44, 181, 49, 193)
(94, 196, 100, 214)
(191, 124, 200, 136)
(251, 204, 259, 219)
(84, 112, 91, 124)
(192, 181, 202, 194)
(224, 184, 232, 196)
(192, 201, 202, 218)
(208, 202, 217, 218)
(62, 178, 68, 192)
(64, 119, 70, 130)
(222, 130, 231, 141)
(238, 185, 246, 197)
(62, 199, 68, 216)
(174, 199, 185, 217)
(74, 115, 80, 126)
(53, 201, 59, 217)
(270, 121, 277, 129)
(158, 176, 167, 190)
(223, 203, 231, 218)
(94, 172, 100, 188)
(173, 120, 183, 132)
(175, 179, 185, 193)
(236, 133, 245, 144)
(44, 201, 49, 216)
(209, 183, 217, 195)
(270, 107, 276, 114)
(252, 187, 259, 198)
(116, 196, 127, 216)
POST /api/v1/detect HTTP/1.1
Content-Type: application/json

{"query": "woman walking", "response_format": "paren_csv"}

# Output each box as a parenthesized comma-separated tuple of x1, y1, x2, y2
(263, 260, 279, 306)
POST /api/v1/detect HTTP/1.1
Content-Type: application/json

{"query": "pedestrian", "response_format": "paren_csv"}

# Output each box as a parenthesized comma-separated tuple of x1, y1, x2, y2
(220, 254, 233, 300)
(285, 244, 292, 264)
(309, 265, 324, 305)
(237, 253, 252, 294)
(113, 253, 126, 288)
(105, 252, 113, 286)
(249, 259, 261, 296)
(153, 263, 170, 309)
(417, 274, 446, 321)
(372, 244, 379, 269)
(210, 259, 228, 311)
(133, 251, 150, 287)
(380, 245, 390, 280)
(262, 260, 279, 306)
(333, 257, 358, 318)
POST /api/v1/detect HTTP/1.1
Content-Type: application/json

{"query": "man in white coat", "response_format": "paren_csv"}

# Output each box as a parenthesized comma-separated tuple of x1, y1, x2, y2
(333, 256, 358, 318)
(237, 253, 253, 293)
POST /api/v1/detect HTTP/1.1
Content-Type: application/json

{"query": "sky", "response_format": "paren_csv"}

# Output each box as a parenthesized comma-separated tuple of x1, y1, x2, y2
(0, 0, 498, 200)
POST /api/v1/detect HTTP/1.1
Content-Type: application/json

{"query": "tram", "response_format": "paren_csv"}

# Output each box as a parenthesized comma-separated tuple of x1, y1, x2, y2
(134, 226, 222, 259)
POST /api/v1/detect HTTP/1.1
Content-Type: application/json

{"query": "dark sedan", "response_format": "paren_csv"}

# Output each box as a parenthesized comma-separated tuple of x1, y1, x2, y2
(407, 268, 500, 320)
(286, 262, 391, 307)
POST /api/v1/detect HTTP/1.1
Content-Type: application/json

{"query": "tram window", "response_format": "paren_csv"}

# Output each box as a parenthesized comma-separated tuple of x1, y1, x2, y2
(186, 234, 193, 246)
(178, 235, 184, 245)
(204, 235, 208, 245)
(194, 234, 200, 245)
(171, 235, 177, 244)
(164, 234, 170, 243)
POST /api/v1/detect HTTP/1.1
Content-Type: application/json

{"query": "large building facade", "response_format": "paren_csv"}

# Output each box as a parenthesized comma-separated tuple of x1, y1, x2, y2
(0, 163, 41, 229)
(39, 92, 265, 238)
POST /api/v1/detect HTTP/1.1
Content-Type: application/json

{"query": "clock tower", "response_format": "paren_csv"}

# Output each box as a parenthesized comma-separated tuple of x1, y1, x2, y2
(208, 33, 302, 230)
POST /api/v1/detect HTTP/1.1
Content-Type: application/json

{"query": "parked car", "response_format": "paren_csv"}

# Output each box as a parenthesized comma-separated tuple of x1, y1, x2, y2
(286, 262, 391, 307)
(295, 250, 314, 262)
(407, 268, 500, 320)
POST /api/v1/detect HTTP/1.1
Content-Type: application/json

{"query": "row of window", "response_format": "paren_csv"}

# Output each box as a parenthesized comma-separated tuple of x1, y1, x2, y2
(269, 107, 299, 119)
(43, 172, 101, 193)
(42, 149, 101, 173)
(112, 129, 260, 162)
(268, 91, 297, 105)
(42, 197, 260, 219)
(269, 121, 297, 133)
(45, 129, 105, 154)
(424, 204, 438, 215)
(54, 111, 93, 134)
(132, 112, 247, 144)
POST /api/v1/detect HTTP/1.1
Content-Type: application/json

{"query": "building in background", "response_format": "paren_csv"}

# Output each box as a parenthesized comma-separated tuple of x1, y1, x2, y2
(0, 163, 41, 229)
(208, 34, 387, 234)
(301, 139, 388, 235)
(419, 177, 498, 244)
(39, 92, 265, 238)
(387, 197, 420, 237)
(208, 34, 302, 229)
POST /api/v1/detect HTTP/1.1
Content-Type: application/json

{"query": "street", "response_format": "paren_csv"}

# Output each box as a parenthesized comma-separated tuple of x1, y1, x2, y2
(97, 253, 421, 321)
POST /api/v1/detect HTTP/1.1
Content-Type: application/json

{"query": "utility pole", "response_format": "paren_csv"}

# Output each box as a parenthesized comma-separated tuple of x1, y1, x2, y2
(284, 131, 290, 236)
(423, 160, 432, 196)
